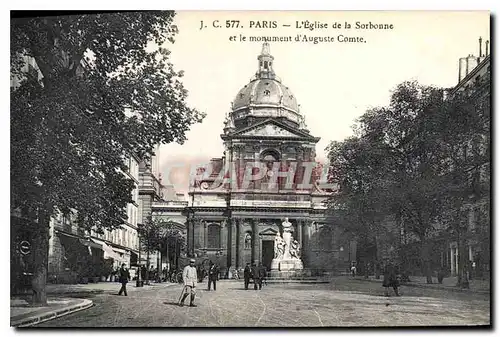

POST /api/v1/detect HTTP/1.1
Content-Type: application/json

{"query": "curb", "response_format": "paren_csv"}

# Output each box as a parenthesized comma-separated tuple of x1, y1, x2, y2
(354, 278, 490, 294)
(11, 299, 93, 327)
(47, 290, 104, 296)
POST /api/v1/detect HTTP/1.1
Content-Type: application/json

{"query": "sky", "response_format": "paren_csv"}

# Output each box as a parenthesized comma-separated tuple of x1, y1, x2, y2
(158, 11, 490, 193)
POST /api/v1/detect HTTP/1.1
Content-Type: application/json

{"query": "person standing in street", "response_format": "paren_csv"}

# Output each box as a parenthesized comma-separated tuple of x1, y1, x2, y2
(118, 263, 130, 296)
(351, 263, 357, 277)
(243, 263, 252, 290)
(254, 262, 266, 290)
(207, 261, 218, 291)
(382, 261, 400, 297)
(180, 259, 198, 307)
(251, 262, 260, 290)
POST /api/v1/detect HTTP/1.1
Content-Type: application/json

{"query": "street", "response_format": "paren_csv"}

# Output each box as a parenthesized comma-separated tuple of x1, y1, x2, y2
(36, 278, 490, 327)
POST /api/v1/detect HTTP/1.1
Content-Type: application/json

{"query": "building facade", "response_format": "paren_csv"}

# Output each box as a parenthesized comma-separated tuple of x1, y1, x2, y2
(446, 38, 491, 277)
(153, 43, 355, 275)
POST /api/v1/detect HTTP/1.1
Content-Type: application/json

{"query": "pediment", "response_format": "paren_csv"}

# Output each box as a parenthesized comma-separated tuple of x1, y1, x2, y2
(259, 227, 278, 236)
(241, 123, 301, 138)
(233, 119, 314, 139)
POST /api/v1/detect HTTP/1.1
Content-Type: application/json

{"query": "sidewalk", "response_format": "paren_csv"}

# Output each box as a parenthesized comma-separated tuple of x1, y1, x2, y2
(45, 280, 176, 295)
(11, 297, 93, 327)
(11, 281, 177, 327)
(355, 275, 490, 294)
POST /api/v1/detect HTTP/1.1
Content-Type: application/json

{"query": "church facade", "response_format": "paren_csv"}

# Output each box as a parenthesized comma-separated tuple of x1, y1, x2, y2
(153, 44, 356, 274)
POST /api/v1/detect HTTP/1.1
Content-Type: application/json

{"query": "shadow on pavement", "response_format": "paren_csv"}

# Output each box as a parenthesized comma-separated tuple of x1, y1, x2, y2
(163, 301, 181, 307)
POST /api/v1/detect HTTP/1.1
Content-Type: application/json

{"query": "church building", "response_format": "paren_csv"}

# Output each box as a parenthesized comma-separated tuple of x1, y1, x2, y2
(162, 43, 355, 275)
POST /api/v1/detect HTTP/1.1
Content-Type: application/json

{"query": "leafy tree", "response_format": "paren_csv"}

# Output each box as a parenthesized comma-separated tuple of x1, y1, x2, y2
(327, 79, 490, 285)
(11, 12, 205, 305)
(326, 133, 398, 277)
(137, 217, 163, 283)
(137, 217, 186, 281)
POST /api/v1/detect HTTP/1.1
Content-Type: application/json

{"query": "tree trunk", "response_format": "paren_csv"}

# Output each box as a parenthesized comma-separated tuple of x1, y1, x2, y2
(421, 240, 433, 283)
(374, 236, 380, 279)
(374, 257, 380, 279)
(31, 212, 50, 306)
(456, 232, 470, 289)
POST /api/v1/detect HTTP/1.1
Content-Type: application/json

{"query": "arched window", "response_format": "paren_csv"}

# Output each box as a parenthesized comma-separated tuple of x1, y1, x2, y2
(264, 61, 268, 69)
(207, 224, 221, 248)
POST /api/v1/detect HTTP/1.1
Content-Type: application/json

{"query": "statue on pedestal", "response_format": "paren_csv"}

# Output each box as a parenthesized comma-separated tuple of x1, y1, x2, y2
(281, 218, 293, 259)
(290, 238, 301, 259)
(274, 232, 285, 259)
(270, 218, 304, 273)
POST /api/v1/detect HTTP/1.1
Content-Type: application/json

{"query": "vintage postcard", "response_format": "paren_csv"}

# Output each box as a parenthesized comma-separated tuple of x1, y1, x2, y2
(10, 10, 490, 327)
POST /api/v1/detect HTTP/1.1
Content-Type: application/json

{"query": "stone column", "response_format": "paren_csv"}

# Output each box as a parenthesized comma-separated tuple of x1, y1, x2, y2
(221, 221, 228, 250)
(252, 219, 259, 265)
(297, 220, 303, 246)
(302, 220, 312, 265)
(204, 221, 208, 249)
(229, 218, 236, 268)
(237, 219, 244, 268)
(230, 218, 237, 268)
(187, 217, 195, 257)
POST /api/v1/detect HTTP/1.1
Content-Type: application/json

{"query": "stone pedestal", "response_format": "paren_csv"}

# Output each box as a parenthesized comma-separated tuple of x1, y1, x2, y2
(271, 258, 303, 271)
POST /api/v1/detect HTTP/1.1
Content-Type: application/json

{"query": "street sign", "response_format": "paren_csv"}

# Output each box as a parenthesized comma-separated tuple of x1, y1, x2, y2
(19, 240, 31, 255)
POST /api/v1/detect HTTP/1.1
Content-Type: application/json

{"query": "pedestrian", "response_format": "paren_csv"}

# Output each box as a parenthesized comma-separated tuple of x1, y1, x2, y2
(351, 263, 357, 277)
(254, 262, 266, 290)
(207, 261, 218, 291)
(118, 263, 130, 296)
(251, 262, 259, 290)
(382, 262, 400, 297)
(141, 265, 147, 282)
(260, 264, 267, 287)
(180, 258, 198, 307)
(243, 263, 252, 290)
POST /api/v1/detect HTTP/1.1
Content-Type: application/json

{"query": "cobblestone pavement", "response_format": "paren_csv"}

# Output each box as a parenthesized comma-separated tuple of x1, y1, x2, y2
(37, 278, 490, 327)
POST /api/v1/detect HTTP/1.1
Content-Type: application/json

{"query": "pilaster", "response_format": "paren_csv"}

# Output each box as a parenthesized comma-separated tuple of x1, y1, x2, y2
(252, 218, 259, 265)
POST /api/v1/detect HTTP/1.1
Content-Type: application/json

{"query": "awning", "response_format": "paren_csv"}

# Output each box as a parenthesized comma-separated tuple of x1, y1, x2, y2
(90, 238, 121, 260)
(110, 246, 128, 255)
(80, 238, 102, 250)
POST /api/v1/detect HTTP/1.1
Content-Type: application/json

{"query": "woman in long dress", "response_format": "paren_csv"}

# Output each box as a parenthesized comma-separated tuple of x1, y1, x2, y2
(383, 262, 400, 297)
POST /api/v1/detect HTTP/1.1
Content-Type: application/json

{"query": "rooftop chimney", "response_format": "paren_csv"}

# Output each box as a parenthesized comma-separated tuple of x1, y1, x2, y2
(479, 37, 483, 57)
(486, 40, 490, 56)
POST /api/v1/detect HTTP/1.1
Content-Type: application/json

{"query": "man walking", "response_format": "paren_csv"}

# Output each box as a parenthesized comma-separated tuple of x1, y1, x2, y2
(243, 263, 252, 290)
(251, 262, 260, 290)
(254, 262, 266, 290)
(118, 263, 130, 296)
(207, 261, 218, 291)
(180, 259, 198, 307)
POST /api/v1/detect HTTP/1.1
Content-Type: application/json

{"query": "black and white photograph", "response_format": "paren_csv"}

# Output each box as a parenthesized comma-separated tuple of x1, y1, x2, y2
(9, 10, 491, 328)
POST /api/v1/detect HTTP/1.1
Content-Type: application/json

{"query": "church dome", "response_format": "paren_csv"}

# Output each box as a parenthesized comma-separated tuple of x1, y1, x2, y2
(233, 77, 299, 113)
(229, 43, 303, 128)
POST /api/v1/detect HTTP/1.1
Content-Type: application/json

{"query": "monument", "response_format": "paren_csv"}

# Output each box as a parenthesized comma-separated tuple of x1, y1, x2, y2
(270, 218, 304, 274)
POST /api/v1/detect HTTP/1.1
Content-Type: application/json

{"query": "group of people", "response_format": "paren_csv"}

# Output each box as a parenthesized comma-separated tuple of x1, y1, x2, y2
(243, 262, 267, 290)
